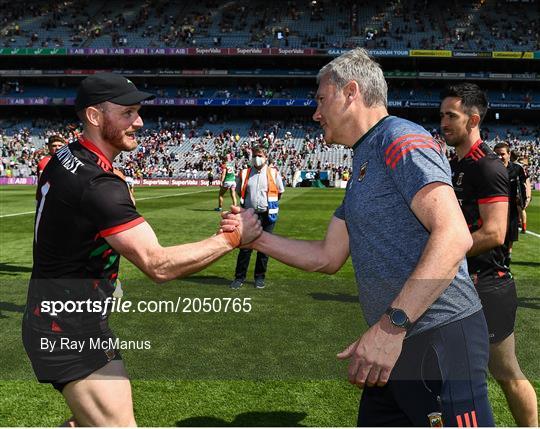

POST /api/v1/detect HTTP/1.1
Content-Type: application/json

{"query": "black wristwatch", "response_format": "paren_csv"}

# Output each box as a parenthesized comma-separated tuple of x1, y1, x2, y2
(385, 307, 412, 330)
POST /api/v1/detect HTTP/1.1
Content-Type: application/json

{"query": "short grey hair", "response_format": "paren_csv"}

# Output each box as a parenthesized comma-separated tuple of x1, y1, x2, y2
(317, 48, 388, 108)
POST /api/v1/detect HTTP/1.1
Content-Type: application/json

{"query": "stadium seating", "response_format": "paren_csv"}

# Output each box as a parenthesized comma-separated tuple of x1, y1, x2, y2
(1, 118, 539, 186)
(1, 83, 538, 104)
(2, 0, 538, 51)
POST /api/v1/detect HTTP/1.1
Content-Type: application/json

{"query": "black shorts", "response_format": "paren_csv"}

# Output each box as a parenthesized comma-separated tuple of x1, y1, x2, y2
(357, 310, 494, 427)
(477, 277, 517, 344)
(22, 323, 122, 392)
(507, 209, 520, 242)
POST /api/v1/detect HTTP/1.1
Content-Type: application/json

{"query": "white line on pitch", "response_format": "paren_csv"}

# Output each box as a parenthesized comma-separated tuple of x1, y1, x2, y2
(3, 190, 540, 237)
(0, 189, 216, 218)
(0, 210, 35, 218)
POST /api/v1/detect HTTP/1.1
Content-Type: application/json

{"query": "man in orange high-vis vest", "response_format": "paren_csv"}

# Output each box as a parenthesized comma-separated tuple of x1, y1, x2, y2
(231, 145, 284, 290)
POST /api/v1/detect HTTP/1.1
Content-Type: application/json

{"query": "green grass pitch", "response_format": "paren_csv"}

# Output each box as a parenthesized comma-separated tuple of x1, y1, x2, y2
(0, 186, 538, 426)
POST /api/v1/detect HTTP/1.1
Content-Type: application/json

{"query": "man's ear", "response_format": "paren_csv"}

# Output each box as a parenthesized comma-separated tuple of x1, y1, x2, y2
(85, 106, 102, 127)
(343, 80, 360, 101)
(467, 113, 481, 129)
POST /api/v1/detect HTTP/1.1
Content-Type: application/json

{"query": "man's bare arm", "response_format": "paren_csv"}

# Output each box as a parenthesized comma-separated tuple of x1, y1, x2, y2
(391, 182, 473, 322)
(107, 210, 261, 283)
(252, 216, 350, 274)
(467, 201, 508, 257)
(221, 209, 350, 274)
(523, 177, 532, 209)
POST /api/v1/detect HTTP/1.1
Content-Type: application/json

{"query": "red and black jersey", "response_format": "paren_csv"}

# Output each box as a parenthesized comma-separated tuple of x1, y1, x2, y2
(507, 161, 527, 209)
(37, 155, 51, 178)
(24, 136, 144, 335)
(450, 140, 509, 285)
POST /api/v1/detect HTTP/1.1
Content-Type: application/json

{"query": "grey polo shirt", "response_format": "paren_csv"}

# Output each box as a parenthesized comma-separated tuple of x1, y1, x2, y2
(237, 165, 284, 212)
(334, 115, 481, 337)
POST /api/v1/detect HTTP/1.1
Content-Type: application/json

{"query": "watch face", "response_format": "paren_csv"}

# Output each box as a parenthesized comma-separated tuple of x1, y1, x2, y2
(391, 309, 408, 326)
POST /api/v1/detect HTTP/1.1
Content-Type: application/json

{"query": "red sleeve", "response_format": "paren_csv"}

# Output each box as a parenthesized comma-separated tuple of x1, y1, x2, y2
(37, 156, 51, 174)
(99, 217, 145, 237)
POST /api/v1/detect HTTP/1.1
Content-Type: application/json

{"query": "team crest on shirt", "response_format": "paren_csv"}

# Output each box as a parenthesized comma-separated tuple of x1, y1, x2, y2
(456, 172, 464, 186)
(104, 348, 116, 361)
(358, 161, 368, 182)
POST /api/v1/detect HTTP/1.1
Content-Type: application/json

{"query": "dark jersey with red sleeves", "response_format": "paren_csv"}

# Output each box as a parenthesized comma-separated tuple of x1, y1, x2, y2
(37, 155, 51, 178)
(24, 136, 144, 335)
(450, 140, 509, 285)
(507, 161, 527, 209)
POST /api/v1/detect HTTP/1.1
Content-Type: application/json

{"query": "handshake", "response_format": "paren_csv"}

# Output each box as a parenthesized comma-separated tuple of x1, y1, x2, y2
(219, 206, 264, 248)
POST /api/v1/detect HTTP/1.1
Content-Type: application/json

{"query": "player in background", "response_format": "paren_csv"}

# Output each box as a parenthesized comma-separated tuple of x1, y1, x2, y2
(37, 135, 66, 179)
(515, 155, 532, 234)
(441, 83, 537, 427)
(215, 153, 238, 211)
(493, 143, 530, 265)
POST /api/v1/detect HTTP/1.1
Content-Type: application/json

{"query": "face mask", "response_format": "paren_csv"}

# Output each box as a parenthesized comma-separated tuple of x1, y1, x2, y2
(253, 156, 266, 168)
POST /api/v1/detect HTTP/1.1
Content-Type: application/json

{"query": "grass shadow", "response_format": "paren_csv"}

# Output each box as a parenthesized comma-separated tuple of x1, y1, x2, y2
(0, 263, 32, 275)
(178, 276, 231, 287)
(511, 261, 540, 267)
(516, 297, 540, 310)
(176, 411, 307, 426)
(0, 302, 25, 313)
(309, 292, 358, 303)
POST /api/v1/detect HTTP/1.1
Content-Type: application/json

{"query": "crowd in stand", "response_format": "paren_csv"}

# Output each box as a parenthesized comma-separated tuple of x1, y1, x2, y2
(1, 0, 538, 51)
(1, 0, 95, 48)
(1, 118, 539, 187)
(0, 80, 24, 96)
(2, 79, 538, 105)
(0, 118, 346, 183)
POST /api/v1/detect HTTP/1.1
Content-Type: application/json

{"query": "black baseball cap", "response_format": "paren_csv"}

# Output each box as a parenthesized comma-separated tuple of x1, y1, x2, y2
(75, 72, 155, 111)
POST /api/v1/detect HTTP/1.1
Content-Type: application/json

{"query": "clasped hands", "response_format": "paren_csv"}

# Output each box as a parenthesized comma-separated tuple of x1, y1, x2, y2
(219, 206, 263, 248)
(219, 206, 405, 388)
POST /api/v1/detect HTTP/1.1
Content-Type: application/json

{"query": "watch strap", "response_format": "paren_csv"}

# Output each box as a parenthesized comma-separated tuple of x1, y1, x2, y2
(385, 307, 412, 330)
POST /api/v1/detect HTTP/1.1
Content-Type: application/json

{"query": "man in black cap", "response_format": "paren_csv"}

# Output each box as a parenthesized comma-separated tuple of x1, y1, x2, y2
(23, 73, 262, 426)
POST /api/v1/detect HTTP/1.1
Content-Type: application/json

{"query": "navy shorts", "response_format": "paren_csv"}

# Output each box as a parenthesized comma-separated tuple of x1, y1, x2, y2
(357, 310, 494, 427)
